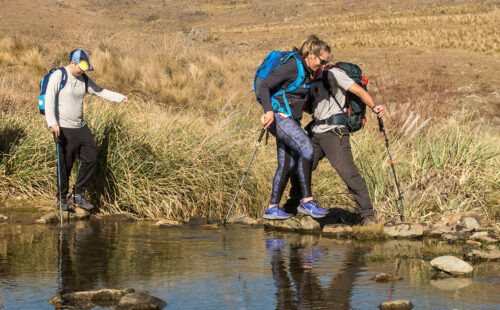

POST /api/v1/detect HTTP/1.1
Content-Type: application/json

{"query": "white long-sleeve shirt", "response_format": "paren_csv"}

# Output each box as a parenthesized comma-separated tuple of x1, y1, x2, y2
(44, 67, 125, 128)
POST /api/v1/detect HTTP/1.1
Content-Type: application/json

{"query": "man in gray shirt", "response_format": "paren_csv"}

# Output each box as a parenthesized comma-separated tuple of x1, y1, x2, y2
(45, 49, 127, 211)
(286, 64, 385, 226)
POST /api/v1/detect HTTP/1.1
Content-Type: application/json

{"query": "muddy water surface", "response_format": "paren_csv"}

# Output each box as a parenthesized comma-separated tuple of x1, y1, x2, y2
(0, 216, 499, 309)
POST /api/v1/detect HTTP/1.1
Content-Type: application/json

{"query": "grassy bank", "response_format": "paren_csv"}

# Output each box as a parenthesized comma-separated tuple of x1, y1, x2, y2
(0, 0, 498, 221)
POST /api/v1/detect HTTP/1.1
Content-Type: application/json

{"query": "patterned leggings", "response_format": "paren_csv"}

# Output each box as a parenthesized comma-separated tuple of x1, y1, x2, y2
(269, 113, 313, 204)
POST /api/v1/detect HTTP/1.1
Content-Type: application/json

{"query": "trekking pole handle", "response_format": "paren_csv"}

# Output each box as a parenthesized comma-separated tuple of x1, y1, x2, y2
(378, 117, 385, 133)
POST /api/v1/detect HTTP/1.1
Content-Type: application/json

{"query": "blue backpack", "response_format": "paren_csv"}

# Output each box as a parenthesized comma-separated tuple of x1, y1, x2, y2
(254, 51, 308, 118)
(38, 68, 68, 115)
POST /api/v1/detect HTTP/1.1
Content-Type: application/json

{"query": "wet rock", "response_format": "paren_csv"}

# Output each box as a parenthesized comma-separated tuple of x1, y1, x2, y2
(48, 288, 135, 306)
(430, 256, 473, 276)
(155, 219, 181, 227)
(494, 222, 500, 234)
(322, 224, 353, 237)
(226, 214, 259, 225)
(470, 232, 498, 243)
(466, 249, 500, 261)
(91, 214, 104, 220)
(35, 212, 59, 224)
(188, 216, 207, 226)
(463, 217, 480, 231)
(430, 278, 473, 291)
(465, 240, 481, 247)
(207, 216, 223, 225)
(383, 222, 424, 238)
(263, 214, 320, 232)
(117, 292, 167, 309)
(371, 273, 402, 282)
(73, 207, 91, 220)
(443, 232, 466, 241)
(379, 300, 414, 309)
(440, 213, 462, 225)
(0, 214, 8, 223)
(486, 244, 498, 251)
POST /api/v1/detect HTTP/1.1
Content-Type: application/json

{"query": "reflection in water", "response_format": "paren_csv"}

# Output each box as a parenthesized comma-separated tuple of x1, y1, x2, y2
(266, 234, 368, 310)
(57, 222, 119, 296)
(0, 220, 499, 309)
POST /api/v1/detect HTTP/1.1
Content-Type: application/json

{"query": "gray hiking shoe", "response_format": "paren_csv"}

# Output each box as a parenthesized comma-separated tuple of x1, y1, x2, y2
(69, 193, 94, 210)
(57, 199, 74, 212)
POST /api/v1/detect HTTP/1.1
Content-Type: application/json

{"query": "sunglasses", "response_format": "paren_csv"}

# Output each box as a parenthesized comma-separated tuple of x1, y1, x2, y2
(316, 54, 329, 66)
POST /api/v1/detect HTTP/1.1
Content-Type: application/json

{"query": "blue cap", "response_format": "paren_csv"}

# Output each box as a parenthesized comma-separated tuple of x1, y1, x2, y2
(68, 49, 94, 71)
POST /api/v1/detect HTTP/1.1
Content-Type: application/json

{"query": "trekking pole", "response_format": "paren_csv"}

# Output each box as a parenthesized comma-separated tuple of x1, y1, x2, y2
(54, 134, 63, 227)
(224, 128, 266, 226)
(378, 118, 407, 222)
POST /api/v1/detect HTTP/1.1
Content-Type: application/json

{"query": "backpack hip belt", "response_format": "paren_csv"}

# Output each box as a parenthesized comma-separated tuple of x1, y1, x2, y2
(315, 113, 347, 127)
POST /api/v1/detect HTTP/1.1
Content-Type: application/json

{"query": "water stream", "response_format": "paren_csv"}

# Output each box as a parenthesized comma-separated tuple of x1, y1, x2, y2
(0, 217, 498, 309)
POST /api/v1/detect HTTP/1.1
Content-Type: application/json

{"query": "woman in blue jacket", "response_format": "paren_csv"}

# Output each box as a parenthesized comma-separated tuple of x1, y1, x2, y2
(256, 35, 330, 220)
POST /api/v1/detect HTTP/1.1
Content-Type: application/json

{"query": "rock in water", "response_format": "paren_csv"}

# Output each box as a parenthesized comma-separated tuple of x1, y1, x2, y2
(117, 293, 167, 309)
(379, 300, 414, 309)
(430, 256, 473, 276)
(322, 224, 353, 237)
(263, 215, 320, 232)
(383, 222, 424, 238)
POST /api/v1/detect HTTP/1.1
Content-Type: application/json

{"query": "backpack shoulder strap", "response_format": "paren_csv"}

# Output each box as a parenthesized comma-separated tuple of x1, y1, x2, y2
(59, 67, 68, 90)
(322, 66, 344, 111)
(82, 73, 89, 92)
(285, 53, 307, 93)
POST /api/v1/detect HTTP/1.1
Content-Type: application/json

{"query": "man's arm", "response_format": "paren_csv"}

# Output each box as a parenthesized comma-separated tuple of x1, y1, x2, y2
(347, 83, 385, 118)
(86, 76, 127, 103)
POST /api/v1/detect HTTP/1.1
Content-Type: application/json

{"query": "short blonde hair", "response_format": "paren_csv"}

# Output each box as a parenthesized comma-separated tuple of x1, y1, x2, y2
(299, 35, 331, 59)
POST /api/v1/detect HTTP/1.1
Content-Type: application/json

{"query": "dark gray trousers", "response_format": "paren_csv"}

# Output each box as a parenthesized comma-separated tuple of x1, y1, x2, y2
(285, 128, 375, 219)
(55, 125, 97, 198)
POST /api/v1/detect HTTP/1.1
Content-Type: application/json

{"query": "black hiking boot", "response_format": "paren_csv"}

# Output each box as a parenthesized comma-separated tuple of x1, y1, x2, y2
(69, 192, 94, 210)
(57, 199, 74, 212)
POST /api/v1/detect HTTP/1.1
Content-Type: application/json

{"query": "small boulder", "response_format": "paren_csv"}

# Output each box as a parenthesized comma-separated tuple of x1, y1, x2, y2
(443, 232, 464, 241)
(226, 214, 259, 225)
(371, 273, 402, 282)
(188, 216, 207, 226)
(463, 217, 480, 231)
(383, 222, 424, 238)
(441, 213, 462, 225)
(155, 219, 181, 227)
(0, 214, 8, 223)
(430, 256, 473, 276)
(470, 232, 498, 243)
(322, 224, 353, 237)
(35, 212, 59, 224)
(73, 207, 91, 220)
(208, 216, 223, 225)
(379, 300, 414, 309)
(465, 240, 481, 247)
(466, 249, 500, 261)
(263, 214, 320, 232)
(54, 288, 134, 305)
(117, 292, 167, 310)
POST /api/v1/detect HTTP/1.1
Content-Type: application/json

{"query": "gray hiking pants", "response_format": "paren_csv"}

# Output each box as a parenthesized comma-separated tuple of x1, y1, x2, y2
(286, 128, 375, 219)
